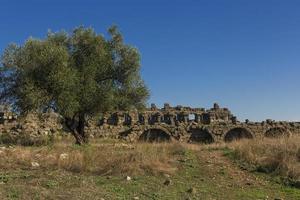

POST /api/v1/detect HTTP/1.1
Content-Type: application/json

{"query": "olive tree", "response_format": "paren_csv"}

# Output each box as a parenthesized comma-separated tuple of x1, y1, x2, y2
(0, 26, 149, 144)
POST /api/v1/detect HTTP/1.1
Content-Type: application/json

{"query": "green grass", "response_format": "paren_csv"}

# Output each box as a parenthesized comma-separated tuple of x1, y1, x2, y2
(0, 142, 299, 200)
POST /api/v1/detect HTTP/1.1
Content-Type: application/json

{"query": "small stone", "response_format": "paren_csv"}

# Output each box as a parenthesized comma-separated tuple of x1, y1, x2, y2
(133, 197, 139, 200)
(59, 153, 68, 160)
(163, 173, 171, 178)
(126, 176, 131, 181)
(0, 150, 4, 154)
(164, 179, 171, 186)
(31, 162, 40, 168)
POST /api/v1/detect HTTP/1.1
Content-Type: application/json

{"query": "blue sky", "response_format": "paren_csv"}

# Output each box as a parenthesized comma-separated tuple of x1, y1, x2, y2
(1, 0, 300, 121)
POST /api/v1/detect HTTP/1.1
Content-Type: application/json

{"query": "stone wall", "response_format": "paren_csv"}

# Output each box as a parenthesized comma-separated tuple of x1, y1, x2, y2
(0, 110, 63, 142)
(98, 103, 300, 143)
(0, 103, 300, 144)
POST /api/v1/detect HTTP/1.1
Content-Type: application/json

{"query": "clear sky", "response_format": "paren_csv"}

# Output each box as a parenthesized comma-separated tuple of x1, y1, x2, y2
(1, 0, 300, 121)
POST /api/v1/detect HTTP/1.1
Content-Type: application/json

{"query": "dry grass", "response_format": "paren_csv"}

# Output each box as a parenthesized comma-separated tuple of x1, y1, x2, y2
(227, 135, 300, 184)
(0, 140, 185, 176)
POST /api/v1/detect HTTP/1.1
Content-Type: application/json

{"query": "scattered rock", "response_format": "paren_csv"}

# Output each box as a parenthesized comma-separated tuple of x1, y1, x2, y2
(0, 150, 4, 155)
(31, 162, 40, 168)
(59, 153, 68, 160)
(164, 179, 171, 186)
(163, 173, 171, 178)
(126, 176, 131, 181)
(133, 197, 139, 200)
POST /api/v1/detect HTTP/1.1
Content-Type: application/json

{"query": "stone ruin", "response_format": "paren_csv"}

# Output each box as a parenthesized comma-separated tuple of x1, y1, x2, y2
(0, 107, 63, 143)
(0, 105, 18, 123)
(0, 103, 300, 144)
(101, 103, 235, 127)
(98, 103, 300, 143)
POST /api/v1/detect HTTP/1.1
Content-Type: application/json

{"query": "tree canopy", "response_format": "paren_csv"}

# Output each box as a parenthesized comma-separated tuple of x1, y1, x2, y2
(0, 26, 149, 144)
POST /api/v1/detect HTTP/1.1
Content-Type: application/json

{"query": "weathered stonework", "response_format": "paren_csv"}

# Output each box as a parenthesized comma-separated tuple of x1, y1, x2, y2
(97, 103, 300, 143)
(0, 109, 63, 141)
(0, 103, 299, 144)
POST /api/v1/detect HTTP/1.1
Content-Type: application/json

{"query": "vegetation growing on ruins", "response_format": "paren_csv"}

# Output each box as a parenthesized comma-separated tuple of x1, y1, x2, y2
(0, 26, 149, 145)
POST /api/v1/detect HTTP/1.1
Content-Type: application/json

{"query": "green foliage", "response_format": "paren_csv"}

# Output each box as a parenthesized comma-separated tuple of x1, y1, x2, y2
(45, 180, 59, 189)
(222, 147, 237, 159)
(0, 25, 149, 117)
(7, 188, 20, 199)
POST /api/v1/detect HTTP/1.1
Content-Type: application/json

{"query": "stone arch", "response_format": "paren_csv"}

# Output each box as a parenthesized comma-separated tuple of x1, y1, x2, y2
(188, 114, 196, 121)
(139, 128, 172, 142)
(124, 114, 132, 125)
(188, 128, 214, 144)
(224, 127, 253, 142)
(264, 127, 290, 138)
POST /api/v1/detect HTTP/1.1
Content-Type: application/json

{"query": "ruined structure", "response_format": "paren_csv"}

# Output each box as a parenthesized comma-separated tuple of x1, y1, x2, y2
(0, 105, 18, 124)
(96, 103, 300, 143)
(0, 103, 300, 144)
(0, 108, 63, 143)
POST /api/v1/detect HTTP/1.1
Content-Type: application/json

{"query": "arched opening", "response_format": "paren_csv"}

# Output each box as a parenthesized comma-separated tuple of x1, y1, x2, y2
(139, 128, 171, 142)
(265, 127, 289, 138)
(224, 128, 253, 142)
(124, 114, 132, 125)
(188, 114, 195, 121)
(189, 129, 214, 144)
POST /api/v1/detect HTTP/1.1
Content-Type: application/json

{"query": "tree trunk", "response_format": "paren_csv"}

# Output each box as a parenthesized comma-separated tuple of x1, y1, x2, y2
(65, 113, 89, 145)
(76, 113, 89, 144)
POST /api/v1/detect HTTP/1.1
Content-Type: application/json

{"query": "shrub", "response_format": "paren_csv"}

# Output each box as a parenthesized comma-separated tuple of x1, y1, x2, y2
(0, 132, 53, 146)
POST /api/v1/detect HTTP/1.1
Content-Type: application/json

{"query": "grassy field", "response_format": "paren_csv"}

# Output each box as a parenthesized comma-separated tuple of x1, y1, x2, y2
(0, 137, 300, 200)
(227, 135, 300, 187)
